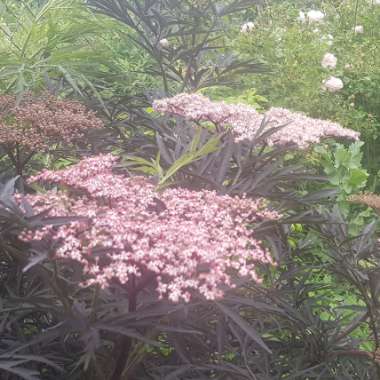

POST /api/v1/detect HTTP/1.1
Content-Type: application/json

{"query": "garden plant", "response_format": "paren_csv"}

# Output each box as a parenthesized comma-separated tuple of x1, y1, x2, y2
(1, 1, 380, 380)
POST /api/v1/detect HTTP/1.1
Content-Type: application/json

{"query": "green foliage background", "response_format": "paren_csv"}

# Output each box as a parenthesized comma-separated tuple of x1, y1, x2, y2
(232, 0, 380, 176)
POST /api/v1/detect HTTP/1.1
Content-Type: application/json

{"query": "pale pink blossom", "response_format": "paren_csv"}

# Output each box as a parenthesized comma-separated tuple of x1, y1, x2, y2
(153, 93, 359, 149)
(323, 76, 344, 93)
(321, 53, 337, 69)
(21, 155, 278, 303)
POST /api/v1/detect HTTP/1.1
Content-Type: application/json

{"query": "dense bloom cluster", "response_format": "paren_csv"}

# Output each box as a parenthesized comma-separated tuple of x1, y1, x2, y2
(21, 155, 278, 302)
(0, 94, 103, 152)
(306, 10, 325, 23)
(153, 93, 359, 148)
(323, 76, 344, 93)
(354, 25, 364, 34)
(321, 53, 337, 69)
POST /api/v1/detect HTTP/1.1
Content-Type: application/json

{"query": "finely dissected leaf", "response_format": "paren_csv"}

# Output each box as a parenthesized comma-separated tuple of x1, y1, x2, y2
(36, 216, 88, 227)
(0, 177, 19, 204)
(88, 0, 264, 92)
(57, 66, 83, 96)
(0, 353, 62, 380)
(22, 252, 48, 273)
(0, 363, 40, 380)
(0, 0, 111, 94)
(158, 134, 219, 186)
(166, 334, 192, 365)
(301, 189, 339, 202)
(216, 137, 235, 184)
(223, 296, 285, 314)
(123, 155, 161, 176)
(134, 324, 201, 335)
(96, 324, 161, 347)
(126, 130, 219, 187)
(0, 354, 62, 372)
(216, 302, 271, 354)
(356, 220, 377, 255)
(156, 134, 174, 164)
(163, 365, 194, 380)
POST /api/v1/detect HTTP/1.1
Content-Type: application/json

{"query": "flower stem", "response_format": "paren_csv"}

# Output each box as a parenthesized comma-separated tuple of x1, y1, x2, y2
(110, 275, 137, 380)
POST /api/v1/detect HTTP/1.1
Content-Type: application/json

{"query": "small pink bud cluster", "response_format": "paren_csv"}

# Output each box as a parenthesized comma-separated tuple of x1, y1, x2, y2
(153, 93, 359, 149)
(0, 94, 103, 152)
(21, 154, 278, 303)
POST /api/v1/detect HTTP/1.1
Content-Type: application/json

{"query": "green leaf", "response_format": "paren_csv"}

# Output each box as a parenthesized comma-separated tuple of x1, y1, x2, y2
(334, 146, 350, 168)
(57, 65, 83, 95)
(347, 168, 368, 190)
(158, 134, 219, 187)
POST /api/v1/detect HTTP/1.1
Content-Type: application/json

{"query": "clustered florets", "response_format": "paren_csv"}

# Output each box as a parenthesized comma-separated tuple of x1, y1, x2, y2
(348, 193, 380, 212)
(153, 93, 359, 149)
(0, 94, 103, 152)
(321, 53, 337, 69)
(322, 76, 344, 93)
(306, 10, 325, 23)
(20, 154, 278, 302)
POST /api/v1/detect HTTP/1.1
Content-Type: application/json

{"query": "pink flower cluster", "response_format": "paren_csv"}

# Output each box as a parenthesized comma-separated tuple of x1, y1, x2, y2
(153, 93, 360, 148)
(0, 94, 103, 152)
(21, 154, 278, 302)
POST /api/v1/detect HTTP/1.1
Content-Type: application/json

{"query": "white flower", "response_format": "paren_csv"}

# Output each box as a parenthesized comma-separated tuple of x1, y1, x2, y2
(159, 38, 170, 48)
(354, 25, 364, 34)
(323, 76, 344, 93)
(321, 53, 337, 69)
(307, 10, 325, 23)
(240, 22, 255, 33)
(297, 11, 306, 23)
(345, 63, 353, 70)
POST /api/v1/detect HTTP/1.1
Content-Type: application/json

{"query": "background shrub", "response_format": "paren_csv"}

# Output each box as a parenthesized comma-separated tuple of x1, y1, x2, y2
(233, 0, 380, 177)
